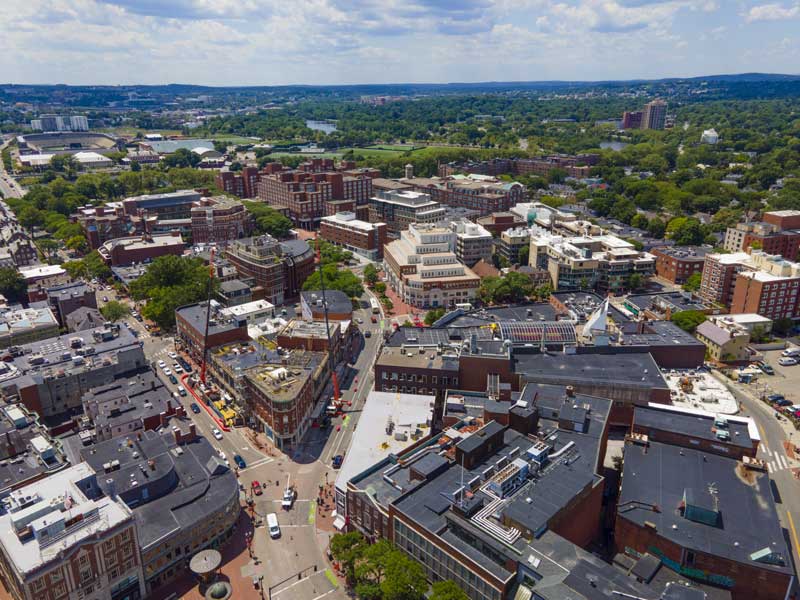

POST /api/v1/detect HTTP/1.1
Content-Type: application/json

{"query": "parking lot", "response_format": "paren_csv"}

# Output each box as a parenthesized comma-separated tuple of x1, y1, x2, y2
(750, 346, 800, 402)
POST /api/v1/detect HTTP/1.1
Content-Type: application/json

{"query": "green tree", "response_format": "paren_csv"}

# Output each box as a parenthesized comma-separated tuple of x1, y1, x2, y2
(479, 272, 534, 304)
(430, 580, 469, 600)
(773, 317, 794, 336)
(374, 282, 386, 295)
(682, 272, 702, 292)
(517, 244, 530, 266)
(83, 251, 112, 280)
(37, 238, 61, 262)
(330, 532, 367, 584)
(0, 268, 26, 303)
(626, 272, 646, 291)
(100, 300, 129, 322)
(65, 235, 89, 254)
(302, 265, 364, 299)
(425, 308, 446, 325)
(242, 201, 293, 239)
(363, 264, 378, 287)
(162, 148, 201, 169)
(671, 310, 707, 333)
(18, 206, 45, 231)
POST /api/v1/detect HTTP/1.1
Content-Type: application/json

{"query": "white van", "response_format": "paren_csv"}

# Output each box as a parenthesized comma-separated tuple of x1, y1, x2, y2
(267, 513, 281, 539)
(782, 347, 800, 357)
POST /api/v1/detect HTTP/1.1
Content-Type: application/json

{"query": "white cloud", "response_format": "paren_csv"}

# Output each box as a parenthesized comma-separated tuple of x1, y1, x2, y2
(744, 2, 800, 22)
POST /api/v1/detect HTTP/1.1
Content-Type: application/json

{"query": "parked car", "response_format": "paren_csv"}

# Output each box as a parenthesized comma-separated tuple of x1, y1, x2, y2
(768, 393, 785, 402)
(332, 454, 344, 469)
(168, 374, 178, 385)
(282, 487, 295, 510)
(190, 403, 201, 414)
(179, 358, 192, 372)
(267, 513, 281, 539)
(782, 347, 800, 357)
(758, 362, 775, 375)
(177, 385, 187, 397)
(163, 368, 172, 376)
(168, 351, 177, 360)
(157, 360, 166, 369)
(779, 357, 798, 366)
(252, 481, 263, 496)
(776, 398, 793, 407)
(234, 454, 246, 469)
(364, 331, 372, 338)
(212, 428, 223, 440)
(173, 363, 183, 373)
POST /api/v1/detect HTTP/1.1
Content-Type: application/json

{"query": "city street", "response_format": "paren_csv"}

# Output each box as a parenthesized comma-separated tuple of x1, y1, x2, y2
(0, 138, 23, 199)
(713, 364, 800, 587)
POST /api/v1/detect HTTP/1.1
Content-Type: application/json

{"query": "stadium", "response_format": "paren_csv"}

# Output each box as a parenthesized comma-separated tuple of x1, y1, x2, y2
(16, 132, 121, 155)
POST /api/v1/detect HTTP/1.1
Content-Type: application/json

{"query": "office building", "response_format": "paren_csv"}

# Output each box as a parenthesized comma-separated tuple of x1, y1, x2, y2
(98, 232, 185, 267)
(368, 190, 446, 237)
(383, 223, 481, 309)
(46, 281, 97, 326)
(175, 301, 249, 363)
(642, 100, 667, 130)
(190, 196, 254, 246)
(652, 246, 709, 284)
(121, 190, 202, 221)
(402, 174, 525, 216)
(0, 306, 59, 349)
(622, 291, 712, 321)
(300, 290, 353, 322)
(0, 463, 146, 600)
(448, 219, 493, 267)
(723, 221, 800, 260)
(218, 299, 275, 326)
(79, 427, 239, 591)
(319, 211, 387, 260)
(224, 235, 315, 304)
(616, 434, 792, 599)
(0, 325, 146, 422)
(497, 227, 531, 265)
(476, 211, 527, 236)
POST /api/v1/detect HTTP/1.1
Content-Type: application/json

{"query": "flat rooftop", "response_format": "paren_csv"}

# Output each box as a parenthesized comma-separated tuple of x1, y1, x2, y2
(302, 290, 352, 316)
(635, 403, 757, 450)
(653, 245, 710, 260)
(245, 362, 314, 402)
(619, 440, 792, 576)
(514, 351, 667, 390)
(278, 319, 338, 340)
(176, 302, 244, 336)
(375, 345, 459, 371)
(663, 371, 739, 415)
(335, 391, 433, 495)
(615, 319, 705, 348)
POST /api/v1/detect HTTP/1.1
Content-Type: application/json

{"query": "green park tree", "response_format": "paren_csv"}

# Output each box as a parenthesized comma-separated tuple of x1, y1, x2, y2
(671, 310, 707, 333)
(0, 268, 27, 303)
(100, 300, 129, 322)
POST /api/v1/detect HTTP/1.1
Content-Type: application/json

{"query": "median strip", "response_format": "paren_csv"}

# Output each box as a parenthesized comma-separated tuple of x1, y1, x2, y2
(308, 500, 316, 525)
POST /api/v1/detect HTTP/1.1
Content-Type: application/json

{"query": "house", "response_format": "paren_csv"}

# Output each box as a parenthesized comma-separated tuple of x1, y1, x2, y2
(695, 319, 750, 362)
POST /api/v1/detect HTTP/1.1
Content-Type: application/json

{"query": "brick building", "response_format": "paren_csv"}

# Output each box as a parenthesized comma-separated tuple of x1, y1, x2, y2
(621, 111, 643, 129)
(699, 252, 751, 307)
(476, 211, 527, 236)
(402, 174, 525, 217)
(75, 204, 134, 249)
(215, 166, 261, 198)
(190, 195, 254, 246)
(319, 211, 387, 260)
(762, 209, 800, 230)
(724, 221, 800, 261)
(175, 302, 249, 363)
(652, 246, 709, 284)
(98, 232, 185, 267)
(45, 281, 97, 326)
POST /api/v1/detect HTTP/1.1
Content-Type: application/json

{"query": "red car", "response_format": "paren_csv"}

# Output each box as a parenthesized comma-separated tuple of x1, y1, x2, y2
(370, 316, 377, 323)
(251, 481, 263, 496)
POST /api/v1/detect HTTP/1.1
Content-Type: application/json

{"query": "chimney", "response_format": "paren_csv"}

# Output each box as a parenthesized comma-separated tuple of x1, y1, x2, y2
(566, 385, 575, 397)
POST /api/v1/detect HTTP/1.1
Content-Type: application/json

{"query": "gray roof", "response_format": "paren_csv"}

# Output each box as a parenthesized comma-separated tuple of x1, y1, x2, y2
(302, 290, 352, 316)
(618, 441, 792, 575)
(65, 306, 104, 332)
(695, 320, 731, 346)
(634, 405, 753, 449)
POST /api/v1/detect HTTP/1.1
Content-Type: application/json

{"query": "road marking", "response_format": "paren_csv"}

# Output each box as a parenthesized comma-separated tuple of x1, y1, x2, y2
(239, 458, 273, 472)
(768, 462, 775, 473)
(308, 500, 317, 525)
(787, 511, 800, 560)
(780, 454, 789, 469)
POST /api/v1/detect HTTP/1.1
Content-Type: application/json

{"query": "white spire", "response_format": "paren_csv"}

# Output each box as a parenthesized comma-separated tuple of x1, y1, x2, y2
(584, 298, 608, 336)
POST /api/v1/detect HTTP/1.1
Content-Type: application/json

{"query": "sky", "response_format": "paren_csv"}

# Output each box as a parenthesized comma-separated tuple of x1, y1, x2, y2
(1, 0, 800, 86)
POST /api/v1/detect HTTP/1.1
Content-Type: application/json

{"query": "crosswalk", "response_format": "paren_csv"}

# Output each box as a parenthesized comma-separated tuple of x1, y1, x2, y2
(763, 447, 793, 473)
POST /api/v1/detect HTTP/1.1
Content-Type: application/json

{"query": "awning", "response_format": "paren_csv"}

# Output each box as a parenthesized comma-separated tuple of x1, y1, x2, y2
(333, 515, 346, 531)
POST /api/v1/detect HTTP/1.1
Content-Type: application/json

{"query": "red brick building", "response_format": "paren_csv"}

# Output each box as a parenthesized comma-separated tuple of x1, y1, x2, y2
(652, 246, 708, 284)
(98, 232, 185, 267)
(730, 270, 800, 320)
(319, 211, 387, 260)
(190, 195, 254, 246)
(476, 211, 527, 236)
(622, 111, 643, 129)
(699, 252, 751, 307)
(175, 302, 249, 363)
(215, 166, 261, 198)
(762, 209, 800, 230)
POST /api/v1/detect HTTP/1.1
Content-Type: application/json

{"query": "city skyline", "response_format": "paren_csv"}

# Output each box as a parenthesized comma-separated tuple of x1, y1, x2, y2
(2, 0, 800, 86)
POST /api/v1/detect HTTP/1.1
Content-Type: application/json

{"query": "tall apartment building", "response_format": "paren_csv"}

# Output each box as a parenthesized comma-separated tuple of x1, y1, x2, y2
(724, 218, 800, 261)
(75, 204, 134, 249)
(383, 223, 481, 309)
(256, 167, 373, 229)
(448, 219, 493, 267)
(530, 233, 655, 292)
(0, 463, 146, 600)
(215, 166, 261, 198)
(642, 99, 667, 130)
(699, 252, 752, 307)
(621, 111, 643, 129)
(368, 190, 446, 236)
(224, 235, 315, 304)
(190, 195, 254, 246)
(731, 254, 800, 320)
(652, 246, 709, 284)
(319, 211, 387, 261)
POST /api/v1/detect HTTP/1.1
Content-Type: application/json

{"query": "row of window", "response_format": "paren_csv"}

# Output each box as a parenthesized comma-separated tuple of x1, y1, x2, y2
(380, 372, 457, 386)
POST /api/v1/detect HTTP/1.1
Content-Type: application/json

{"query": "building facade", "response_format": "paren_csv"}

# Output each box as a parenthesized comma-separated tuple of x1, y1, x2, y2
(368, 190, 446, 237)
(652, 246, 708, 284)
(319, 211, 387, 261)
(190, 196, 254, 246)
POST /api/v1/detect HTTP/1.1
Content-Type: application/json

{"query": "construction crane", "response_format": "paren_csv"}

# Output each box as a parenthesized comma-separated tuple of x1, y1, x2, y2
(315, 238, 341, 409)
(200, 246, 215, 384)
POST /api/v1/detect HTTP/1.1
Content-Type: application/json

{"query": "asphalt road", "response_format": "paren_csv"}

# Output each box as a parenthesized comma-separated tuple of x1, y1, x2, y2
(715, 370, 800, 587)
(0, 139, 23, 199)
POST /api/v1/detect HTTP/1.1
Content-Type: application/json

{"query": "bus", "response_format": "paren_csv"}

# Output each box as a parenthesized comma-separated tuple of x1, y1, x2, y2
(370, 297, 380, 314)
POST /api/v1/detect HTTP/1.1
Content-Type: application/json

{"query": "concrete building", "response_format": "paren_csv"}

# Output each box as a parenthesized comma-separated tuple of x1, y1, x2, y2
(701, 128, 719, 144)
(73, 151, 113, 169)
(642, 99, 667, 130)
(121, 190, 203, 221)
(0, 325, 147, 424)
(218, 299, 275, 326)
(19, 265, 70, 303)
(0, 463, 146, 600)
(695, 319, 751, 362)
(383, 223, 481, 309)
(616, 435, 792, 599)
(447, 219, 493, 267)
(217, 279, 252, 307)
(0, 307, 59, 349)
(189, 195, 253, 246)
(530, 233, 655, 293)
(98, 232, 185, 267)
(224, 235, 315, 304)
(476, 211, 527, 236)
(30, 114, 89, 132)
(368, 190, 446, 237)
(319, 211, 387, 261)
(175, 302, 249, 363)
(652, 246, 709, 284)
(401, 173, 525, 216)
(497, 227, 531, 265)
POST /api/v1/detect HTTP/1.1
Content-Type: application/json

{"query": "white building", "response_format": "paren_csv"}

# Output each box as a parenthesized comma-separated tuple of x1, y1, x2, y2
(219, 299, 275, 326)
(73, 151, 113, 169)
(383, 223, 480, 309)
(447, 219, 492, 266)
(700, 128, 719, 145)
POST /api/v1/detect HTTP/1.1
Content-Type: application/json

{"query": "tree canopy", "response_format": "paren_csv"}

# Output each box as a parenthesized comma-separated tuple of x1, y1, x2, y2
(0, 268, 27, 304)
(302, 264, 363, 299)
(242, 201, 293, 239)
(100, 300, 129, 322)
(479, 272, 534, 304)
(671, 310, 707, 333)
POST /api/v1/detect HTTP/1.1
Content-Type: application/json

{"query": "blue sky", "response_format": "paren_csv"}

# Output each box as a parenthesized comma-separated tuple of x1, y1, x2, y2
(1, 0, 799, 85)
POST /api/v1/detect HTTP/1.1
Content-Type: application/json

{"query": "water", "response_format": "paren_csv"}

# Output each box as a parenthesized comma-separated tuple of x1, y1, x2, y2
(306, 120, 337, 134)
(600, 141, 628, 151)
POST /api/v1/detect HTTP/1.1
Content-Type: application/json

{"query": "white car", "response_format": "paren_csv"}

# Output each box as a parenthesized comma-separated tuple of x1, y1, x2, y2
(778, 357, 798, 366)
(168, 352, 178, 360)
(163, 368, 172, 376)
(157, 360, 166, 369)
(782, 348, 800, 357)
(212, 428, 223, 440)
(173, 363, 183, 373)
